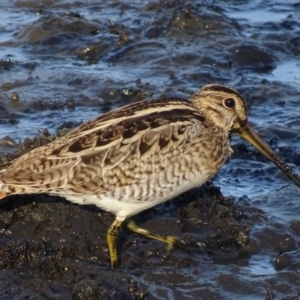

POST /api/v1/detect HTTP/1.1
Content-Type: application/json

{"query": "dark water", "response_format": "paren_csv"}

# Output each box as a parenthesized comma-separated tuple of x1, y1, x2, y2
(0, 0, 300, 299)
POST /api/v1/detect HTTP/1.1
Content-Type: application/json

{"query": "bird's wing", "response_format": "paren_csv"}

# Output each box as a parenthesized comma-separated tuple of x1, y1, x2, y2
(0, 98, 206, 193)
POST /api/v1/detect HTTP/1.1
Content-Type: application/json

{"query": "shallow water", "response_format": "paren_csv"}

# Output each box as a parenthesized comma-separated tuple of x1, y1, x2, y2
(0, 0, 300, 299)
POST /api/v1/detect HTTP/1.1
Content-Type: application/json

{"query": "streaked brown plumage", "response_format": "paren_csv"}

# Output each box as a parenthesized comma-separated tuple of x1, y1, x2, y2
(0, 84, 299, 268)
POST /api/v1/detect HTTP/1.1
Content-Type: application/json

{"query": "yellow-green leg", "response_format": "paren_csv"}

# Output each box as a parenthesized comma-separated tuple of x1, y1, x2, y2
(126, 219, 179, 249)
(107, 219, 123, 269)
(107, 219, 183, 269)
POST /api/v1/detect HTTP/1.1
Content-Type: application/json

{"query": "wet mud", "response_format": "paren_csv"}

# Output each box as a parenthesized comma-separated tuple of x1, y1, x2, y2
(0, 0, 300, 299)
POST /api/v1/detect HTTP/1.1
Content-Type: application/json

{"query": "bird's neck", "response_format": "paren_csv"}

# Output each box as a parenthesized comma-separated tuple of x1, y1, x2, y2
(197, 104, 234, 135)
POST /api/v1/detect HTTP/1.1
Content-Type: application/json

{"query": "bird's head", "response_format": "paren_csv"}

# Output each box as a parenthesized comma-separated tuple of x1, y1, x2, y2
(191, 84, 300, 188)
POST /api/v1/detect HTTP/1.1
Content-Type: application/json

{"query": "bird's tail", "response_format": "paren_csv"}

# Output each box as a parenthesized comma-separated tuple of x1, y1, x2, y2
(0, 178, 7, 199)
(0, 162, 12, 199)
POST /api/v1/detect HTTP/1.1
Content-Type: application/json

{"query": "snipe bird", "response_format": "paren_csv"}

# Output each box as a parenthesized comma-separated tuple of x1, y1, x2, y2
(0, 84, 299, 268)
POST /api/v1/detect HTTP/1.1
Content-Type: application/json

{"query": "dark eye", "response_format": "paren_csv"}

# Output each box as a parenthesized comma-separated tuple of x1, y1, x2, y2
(224, 98, 235, 108)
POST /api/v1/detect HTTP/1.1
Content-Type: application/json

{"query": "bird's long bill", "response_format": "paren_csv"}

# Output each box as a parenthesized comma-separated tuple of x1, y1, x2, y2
(238, 123, 300, 189)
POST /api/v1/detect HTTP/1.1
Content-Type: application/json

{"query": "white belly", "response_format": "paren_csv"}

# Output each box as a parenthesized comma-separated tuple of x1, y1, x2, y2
(62, 169, 211, 221)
